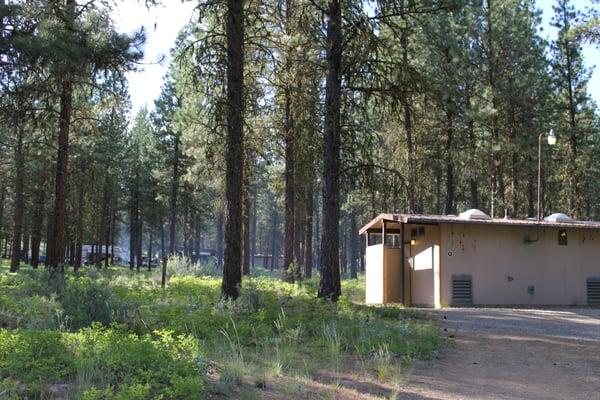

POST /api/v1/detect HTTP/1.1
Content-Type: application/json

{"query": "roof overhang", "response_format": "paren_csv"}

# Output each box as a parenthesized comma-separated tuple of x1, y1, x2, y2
(358, 213, 600, 235)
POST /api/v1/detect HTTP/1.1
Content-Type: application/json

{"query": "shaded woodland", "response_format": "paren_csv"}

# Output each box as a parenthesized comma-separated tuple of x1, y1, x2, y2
(1, 0, 599, 299)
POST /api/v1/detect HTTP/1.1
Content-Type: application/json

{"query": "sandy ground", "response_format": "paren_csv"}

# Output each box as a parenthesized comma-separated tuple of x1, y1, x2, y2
(399, 308, 600, 400)
(214, 308, 600, 399)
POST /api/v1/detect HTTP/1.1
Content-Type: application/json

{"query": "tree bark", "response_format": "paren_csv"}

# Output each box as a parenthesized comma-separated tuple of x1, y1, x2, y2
(401, 18, 416, 213)
(168, 135, 180, 255)
(283, 88, 295, 283)
(10, 124, 25, 272)
(46, 71, 73, 275)
(444, 108, 455, 215)
(318, 0, 342, 301)
(242, 156, 251, 275)
(31, 187, 45, 269)
(304, 180, 313, 279)
(270, 204, 278, 271)
(314, 189, 320, 270)
(148, 228, 153, 271)
(0, 186, 5, 258)
(136, 218, 143, 272)
(216, 211, 223, 268)
(47, 70, 73, 273)
(349, 209, 358, 279)
(251, 190, 257, 271)
(222, 0, 244, 299)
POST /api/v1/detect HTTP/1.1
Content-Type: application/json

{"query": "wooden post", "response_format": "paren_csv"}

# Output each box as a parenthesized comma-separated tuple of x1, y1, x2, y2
(400, 223, 405, 305)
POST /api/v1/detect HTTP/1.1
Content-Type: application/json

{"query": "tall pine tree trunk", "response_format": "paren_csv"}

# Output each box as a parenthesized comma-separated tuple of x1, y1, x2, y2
(318, 0, 342, 301)
(216, 211, 223, 268)
(283, 88, 295, 283)
(168, 135, 180, 255)
(242, 156, 251, 275)
(304, 184, 313, 279)
(47, 71, 73, 273)
(444, 108, 455, 215)
(270, 205, 278, 271)
(0, 186, 5, 257)
(10, 124, 24, 272)
(137, 218, 143, 272)
(222, 0, 244, 299)
(349, 209, 358, 279)
(31, 187, 45, 269)
(251, 191, 257, 271)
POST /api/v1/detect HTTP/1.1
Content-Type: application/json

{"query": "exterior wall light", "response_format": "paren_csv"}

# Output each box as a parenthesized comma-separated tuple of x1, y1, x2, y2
(537, 128, 557, 221)
(410, 239, 417, 245)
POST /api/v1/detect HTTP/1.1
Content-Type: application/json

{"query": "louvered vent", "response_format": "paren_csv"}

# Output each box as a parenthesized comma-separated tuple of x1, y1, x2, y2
(452, 274, 473, 305)
(587, 278, 600, 305)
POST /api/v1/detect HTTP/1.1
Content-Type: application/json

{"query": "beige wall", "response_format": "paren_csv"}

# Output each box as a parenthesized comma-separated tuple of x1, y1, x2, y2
(408, 225, 440, 307)
(440, 224, 600, 306)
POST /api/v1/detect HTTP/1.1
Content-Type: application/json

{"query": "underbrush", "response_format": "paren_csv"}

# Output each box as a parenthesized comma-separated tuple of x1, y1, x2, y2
(0, 261, 441, 398)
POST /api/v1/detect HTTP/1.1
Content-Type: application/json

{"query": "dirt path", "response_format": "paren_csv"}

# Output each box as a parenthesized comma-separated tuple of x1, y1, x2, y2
(400, 308, 600, 400)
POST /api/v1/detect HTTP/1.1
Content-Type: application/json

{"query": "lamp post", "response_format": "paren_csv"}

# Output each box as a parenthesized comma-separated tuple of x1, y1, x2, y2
(537, 129, 557, 221)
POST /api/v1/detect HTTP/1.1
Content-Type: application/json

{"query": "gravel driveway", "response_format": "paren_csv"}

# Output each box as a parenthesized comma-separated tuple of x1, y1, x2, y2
(401, 308, 600, 400)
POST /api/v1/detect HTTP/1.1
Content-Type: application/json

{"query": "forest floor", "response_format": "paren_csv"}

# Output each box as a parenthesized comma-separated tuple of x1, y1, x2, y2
(0, 259, 441, 399)
(3, 259, 598, 399)
(393, 308, 600, 400)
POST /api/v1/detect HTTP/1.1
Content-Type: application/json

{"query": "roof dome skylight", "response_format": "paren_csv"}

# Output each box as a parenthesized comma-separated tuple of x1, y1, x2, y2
(459, 209, 491, 220)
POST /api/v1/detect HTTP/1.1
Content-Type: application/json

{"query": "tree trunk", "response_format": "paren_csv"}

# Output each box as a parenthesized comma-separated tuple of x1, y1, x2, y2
(129, 199, 137, 271)
(216, 211, 223, 268)
(159, 208, 165, 260)
(21, 228, 29, 264)
(110, 209, 116, 265)
(30, 188, 44, 269)
(444, 109, 455, 215)
(339, 214, 346, 275)
(270, 205, 278, 271)
(314, 189, 320, 270)
(349, 209, 358, 279)
(0, 186, 5, 259)
(10, 124, 25, 272)
(222, 0, 244, 299)
(242, 156, 251, 275)
(251, 190, 257, 271)
(401, 21, 416, 213)
(47, 71, 73, 273)
(318, 0, 342, 301)
(104, 203, 112, 268)
(169, 135, 180, 255)
(283, 88, 295, 283)
(148, 228, 153, 271)
(74, 185, 84, 271)
(136, 218, 143, 272)
(304, 181, 313, 279)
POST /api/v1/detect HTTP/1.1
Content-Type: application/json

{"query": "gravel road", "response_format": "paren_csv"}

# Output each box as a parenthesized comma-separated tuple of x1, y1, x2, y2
(401, 308, 600, 400)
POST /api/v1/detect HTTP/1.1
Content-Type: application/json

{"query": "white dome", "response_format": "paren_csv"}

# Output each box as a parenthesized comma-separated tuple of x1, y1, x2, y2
(544, 213, 573, 222)
(459, 209, 491, 220)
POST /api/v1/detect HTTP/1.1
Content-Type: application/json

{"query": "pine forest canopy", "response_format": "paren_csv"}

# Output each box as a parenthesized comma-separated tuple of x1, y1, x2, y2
(0, 0, 599, 299)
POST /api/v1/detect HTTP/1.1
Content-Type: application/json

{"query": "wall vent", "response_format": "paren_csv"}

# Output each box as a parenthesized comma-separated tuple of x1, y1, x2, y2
(452, 274, 473, 305)
(587, 278, 600, 305)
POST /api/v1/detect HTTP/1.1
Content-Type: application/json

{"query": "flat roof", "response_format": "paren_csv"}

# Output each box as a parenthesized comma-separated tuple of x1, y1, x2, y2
(358, 213, 600, 235)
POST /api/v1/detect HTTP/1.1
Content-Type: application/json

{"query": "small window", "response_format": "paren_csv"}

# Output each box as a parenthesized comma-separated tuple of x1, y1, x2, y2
(410, 226, 426, 237)
(558, 229, 568, 246)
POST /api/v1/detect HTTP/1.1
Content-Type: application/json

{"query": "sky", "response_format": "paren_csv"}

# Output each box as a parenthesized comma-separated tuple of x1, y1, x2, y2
(113, 0, 600, 116)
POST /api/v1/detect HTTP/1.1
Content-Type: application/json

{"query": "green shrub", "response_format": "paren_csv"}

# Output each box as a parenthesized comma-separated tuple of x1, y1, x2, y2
(0, 330, 75, 396)
(58, 277, 115, 329)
